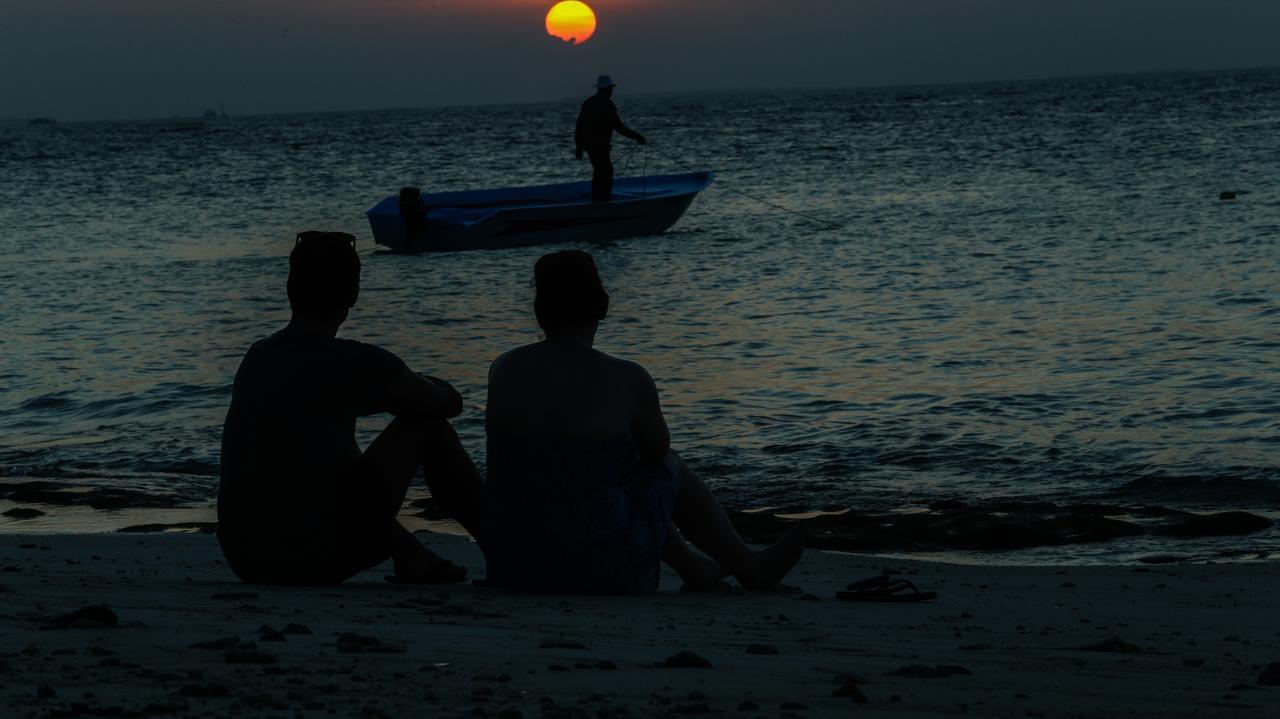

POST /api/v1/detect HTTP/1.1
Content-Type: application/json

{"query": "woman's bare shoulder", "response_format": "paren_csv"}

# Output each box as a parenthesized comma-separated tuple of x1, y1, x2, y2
(490, 342, 541, 372)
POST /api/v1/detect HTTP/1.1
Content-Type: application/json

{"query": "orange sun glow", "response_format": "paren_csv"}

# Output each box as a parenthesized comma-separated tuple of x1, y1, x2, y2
(546, 1, 597, 45)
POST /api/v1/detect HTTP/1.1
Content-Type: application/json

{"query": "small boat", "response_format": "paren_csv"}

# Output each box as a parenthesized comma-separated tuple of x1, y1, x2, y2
(366, 171, 713, 253)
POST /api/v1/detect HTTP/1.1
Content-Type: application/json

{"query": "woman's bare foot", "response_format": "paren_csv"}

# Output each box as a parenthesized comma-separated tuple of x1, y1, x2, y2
(676, 552, 731, 592)
(736, 524, 805, 590)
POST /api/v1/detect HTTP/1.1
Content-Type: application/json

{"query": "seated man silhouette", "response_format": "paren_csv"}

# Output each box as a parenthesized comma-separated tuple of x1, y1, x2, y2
(217, 231, 484, 585)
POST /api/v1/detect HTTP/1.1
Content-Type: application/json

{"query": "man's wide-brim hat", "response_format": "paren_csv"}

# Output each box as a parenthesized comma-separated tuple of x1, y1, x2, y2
(595, 75, 617, 89)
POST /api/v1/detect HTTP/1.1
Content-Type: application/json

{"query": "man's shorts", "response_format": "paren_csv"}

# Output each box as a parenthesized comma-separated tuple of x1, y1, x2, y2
(219, 459, 398, 585)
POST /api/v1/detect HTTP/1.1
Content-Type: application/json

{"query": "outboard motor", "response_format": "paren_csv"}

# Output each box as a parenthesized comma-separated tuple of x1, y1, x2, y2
(398, 186, 428, 251)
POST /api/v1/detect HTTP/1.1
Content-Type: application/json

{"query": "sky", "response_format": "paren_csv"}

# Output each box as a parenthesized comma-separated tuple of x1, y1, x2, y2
(3, 0, 1280, 121)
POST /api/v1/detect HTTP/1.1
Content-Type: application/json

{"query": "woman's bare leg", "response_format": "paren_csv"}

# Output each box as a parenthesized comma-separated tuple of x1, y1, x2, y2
(667, 451, 804, 590)
(661, 522, 729, 590)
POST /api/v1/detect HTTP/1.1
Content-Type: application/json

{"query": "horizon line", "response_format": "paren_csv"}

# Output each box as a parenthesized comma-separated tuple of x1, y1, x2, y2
(6, 63, 1278, 126)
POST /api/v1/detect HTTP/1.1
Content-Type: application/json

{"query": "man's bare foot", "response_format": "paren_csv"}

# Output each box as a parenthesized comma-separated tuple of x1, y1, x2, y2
(737, 524, 805, 590)
(390, 541, 468, 584)
(388, 557, 468, 584)
(677, 552, 731, 592)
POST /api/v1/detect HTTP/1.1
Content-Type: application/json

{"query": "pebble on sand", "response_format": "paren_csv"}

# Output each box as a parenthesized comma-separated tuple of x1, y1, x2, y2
(832, 683, 868, 701)
(884, 664, 972, 678)
(178, 684, 232, 698)
(48, 605, 119, 629)
(189, 636, 240, 650)
(210, 591, 258, 601)
(224, 644, 278, 664)
(661, 651, 713, 668)
(539, 640, 587, 650)
(1072, 637, 1144, 653)
(336, 632, 405, 654)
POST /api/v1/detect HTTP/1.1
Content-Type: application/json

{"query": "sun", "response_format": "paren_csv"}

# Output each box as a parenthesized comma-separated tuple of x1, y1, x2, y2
(546, 1, 597, 46)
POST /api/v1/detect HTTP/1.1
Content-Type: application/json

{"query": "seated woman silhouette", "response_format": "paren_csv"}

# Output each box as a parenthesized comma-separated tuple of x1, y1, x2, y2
(483, 250, 803, 594)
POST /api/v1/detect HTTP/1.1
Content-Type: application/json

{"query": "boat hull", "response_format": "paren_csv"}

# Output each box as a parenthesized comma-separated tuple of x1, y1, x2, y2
(367, 172, 712, 253)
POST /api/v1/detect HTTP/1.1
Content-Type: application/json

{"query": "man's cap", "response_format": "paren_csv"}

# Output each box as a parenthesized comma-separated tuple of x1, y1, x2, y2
(595, 75, 617, 89)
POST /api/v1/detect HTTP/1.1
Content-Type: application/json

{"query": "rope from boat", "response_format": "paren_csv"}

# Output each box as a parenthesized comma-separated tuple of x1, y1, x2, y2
(617, 144, 654, 197)
(647, 144, 840, 230)
(617, 143, 639, 179)
(642, 145, 649, 196)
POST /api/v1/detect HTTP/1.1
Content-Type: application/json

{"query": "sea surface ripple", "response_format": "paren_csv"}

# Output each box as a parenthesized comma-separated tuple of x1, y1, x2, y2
(1, 69, 1278, 559)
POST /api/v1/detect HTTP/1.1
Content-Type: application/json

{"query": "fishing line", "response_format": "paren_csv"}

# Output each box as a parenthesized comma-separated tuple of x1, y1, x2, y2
(641, 145, 649, 196)
(646, 144, 840, 230)
(617, 143, 639, 178)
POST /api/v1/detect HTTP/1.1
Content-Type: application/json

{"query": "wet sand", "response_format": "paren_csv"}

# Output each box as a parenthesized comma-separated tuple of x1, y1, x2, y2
(6, 477, 1275, 562)
(2, 533, 1278, 718)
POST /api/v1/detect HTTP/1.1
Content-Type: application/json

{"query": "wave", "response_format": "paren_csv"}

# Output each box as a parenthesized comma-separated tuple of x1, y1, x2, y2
(727, 501, 1274, 554)
(1112, 473, 1280, 506)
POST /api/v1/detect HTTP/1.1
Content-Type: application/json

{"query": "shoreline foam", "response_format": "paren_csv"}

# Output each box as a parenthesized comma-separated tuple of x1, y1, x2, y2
(5, 476, 1277, 567)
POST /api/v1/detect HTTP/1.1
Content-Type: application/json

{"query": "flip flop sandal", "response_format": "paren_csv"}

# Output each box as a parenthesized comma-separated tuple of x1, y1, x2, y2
(837, 575, 937, 602)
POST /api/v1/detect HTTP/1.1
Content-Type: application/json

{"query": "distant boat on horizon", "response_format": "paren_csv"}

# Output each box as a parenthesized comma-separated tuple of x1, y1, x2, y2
(202, 103, 229, 121)
(28, 117, 57, 125)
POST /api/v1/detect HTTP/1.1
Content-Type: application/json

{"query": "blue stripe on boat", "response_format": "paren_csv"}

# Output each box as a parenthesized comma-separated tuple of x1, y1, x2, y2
(366, 171, 713, 253)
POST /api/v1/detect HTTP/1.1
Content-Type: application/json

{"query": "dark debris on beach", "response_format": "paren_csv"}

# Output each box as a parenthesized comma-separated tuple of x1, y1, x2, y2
(660, 651, 713, 669)
(45, 605, 119, 630)
(0, 480, 183, 510)
(728, 502, 1273, 553)
(5, 477, 1273, 558)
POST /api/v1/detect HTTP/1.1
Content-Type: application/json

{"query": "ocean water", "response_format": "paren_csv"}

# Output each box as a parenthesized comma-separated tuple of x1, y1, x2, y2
(2, 69, 1278, 560)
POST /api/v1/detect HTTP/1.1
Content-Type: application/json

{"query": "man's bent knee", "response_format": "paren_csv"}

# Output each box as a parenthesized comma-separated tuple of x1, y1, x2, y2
(387, 415, 458, 441)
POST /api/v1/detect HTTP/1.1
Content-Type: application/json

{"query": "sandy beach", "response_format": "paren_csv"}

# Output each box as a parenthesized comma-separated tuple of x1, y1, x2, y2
(6, 3, 1280, 717)
(2, 531, 1277, 718)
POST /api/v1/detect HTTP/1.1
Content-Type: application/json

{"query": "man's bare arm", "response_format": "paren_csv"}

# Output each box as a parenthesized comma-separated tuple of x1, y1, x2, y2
(383, 366, 464, 419)
(611, 105, 646, 144)
(616, 122, 646, 144)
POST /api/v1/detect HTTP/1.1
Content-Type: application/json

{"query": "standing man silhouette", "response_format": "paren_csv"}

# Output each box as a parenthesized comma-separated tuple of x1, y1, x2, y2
(575, 75, 647, 203)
